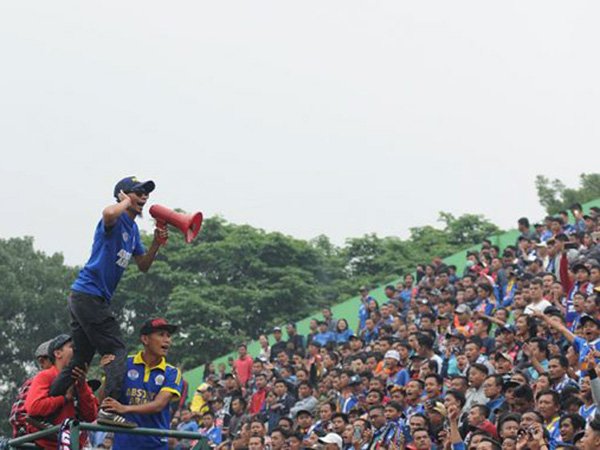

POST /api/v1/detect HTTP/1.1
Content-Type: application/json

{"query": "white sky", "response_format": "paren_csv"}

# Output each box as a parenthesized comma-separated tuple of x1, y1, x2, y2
(1, 1, 599, 266)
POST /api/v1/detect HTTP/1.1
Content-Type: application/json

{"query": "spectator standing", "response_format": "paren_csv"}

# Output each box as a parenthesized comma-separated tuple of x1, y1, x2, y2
(323, 307, 338, 333)
(25, 334, 98, 450)
(286, 323, 305, 353)
(258, 335, 271, 362)
(517, 217, 537, 242)
(233, 344, 253, 387)
(271, 328, 288, 361)
(358, 286, 375, 331)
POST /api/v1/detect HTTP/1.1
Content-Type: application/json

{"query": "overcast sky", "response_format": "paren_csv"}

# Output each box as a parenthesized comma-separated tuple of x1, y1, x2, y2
(1, 2, 599, 266)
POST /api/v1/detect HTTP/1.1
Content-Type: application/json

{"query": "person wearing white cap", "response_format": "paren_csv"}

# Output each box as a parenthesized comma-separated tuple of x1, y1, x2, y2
(384, 350, 410, 387)
(318, 432, 343, 450)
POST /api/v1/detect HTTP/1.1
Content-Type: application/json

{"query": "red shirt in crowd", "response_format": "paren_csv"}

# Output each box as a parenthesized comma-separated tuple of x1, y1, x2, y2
(25, 366, 98, 450)
(233, 355, 253, 386)
(250, 387, 268, 415)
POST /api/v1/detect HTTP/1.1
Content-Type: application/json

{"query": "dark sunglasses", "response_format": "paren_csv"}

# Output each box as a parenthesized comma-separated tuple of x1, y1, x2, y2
(128, 190, 148, 196)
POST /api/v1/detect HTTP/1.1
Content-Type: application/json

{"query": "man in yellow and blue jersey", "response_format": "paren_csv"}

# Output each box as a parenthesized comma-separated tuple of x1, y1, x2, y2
(102, 318, 183, 449)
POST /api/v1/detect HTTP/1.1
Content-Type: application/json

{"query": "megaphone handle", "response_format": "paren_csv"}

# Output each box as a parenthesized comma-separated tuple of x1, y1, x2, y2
(155, 220, 168, 245)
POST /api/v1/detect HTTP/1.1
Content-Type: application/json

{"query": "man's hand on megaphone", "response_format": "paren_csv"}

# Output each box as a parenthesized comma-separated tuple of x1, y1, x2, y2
(154, 227, 169, 246)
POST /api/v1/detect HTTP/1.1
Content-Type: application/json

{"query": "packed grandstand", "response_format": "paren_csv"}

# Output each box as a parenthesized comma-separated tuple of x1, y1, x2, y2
(7, 202, 600, 450)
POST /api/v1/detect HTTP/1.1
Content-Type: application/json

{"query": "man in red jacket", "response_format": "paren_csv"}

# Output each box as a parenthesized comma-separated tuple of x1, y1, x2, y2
(249, 372, 269, 415)
(25, 334, 98, 450)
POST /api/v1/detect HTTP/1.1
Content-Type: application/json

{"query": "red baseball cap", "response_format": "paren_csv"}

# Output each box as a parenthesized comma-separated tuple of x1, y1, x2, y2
(140, 318, 178, 335)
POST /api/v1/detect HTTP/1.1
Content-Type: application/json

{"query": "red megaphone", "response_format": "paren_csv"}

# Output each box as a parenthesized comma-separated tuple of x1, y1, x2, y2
(149, 204, 203, 244)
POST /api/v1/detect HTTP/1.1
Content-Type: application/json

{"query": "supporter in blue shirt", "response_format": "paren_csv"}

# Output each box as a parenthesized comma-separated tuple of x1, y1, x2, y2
(537, 311, 600, 366)
(384, 350, 410, 387)
(335, 319, 354, 344)
(578, 373, 597, 422)
(358, 286, 376, 331)
(335, 372, 359, 414)
(50, 176, 167, 428)
(313, 321, 336, 347)
(559, 211, 577, 235)
(483, 374, 505, 424)
(199, 411, 222, 447)
(569, 204, 587, 233)
(474, 284, 496, 316)
(361, 318, 379, 344)
(103, 318, 183, 450)
(399, 274, 416, 306)
(536, 390, 561, 449)
(175, 408, 199, 450)
(177, 408, 199, 433)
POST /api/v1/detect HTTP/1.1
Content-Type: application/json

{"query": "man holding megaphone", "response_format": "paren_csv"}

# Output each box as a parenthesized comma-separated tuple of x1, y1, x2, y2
(50, 176, 168, 428)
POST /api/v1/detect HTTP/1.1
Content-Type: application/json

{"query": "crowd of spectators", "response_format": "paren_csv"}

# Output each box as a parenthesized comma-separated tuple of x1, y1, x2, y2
(8, 203, 600, 450)
(163, 204, 600, 450)
(172, 205, 600, 450)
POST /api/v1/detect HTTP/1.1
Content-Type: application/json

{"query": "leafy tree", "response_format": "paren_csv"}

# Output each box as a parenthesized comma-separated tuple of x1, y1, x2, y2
(536, 173, 600, 214)
(438, 212, 501, 247)
(338, 212, 500, 288)
(0, 238, 75, 436)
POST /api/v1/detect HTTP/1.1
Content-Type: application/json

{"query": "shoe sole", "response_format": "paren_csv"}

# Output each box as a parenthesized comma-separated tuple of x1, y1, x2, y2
(97, 417, 137, 429)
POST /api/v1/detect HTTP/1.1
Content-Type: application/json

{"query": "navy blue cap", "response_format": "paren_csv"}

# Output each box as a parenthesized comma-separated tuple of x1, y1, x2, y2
(113, 176, 155, 199)
(580, 314, 600, 328)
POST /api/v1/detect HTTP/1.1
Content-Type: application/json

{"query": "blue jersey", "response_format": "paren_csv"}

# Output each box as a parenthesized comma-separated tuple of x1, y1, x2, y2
(387, 368, 410, 387)
(340, 394, 359, 414)
(200, 426, 222, 446)
(579, 403, 598, 422)
(112, 352, 183, 450)
(313, 332, 335, 347)
(358, 304, 369, 330)
(335, 329, 354, 344)
(573, 336, 600, 365)
(72, 214, 145, 302)
(546, 416, 560, 449)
